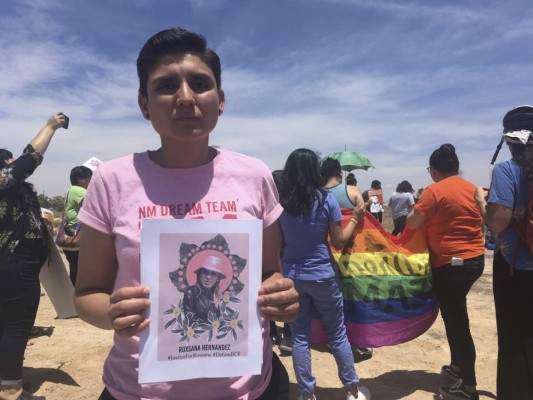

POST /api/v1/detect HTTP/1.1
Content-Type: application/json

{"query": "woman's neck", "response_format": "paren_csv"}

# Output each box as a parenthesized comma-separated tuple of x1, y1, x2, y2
(150, 141, 216, 168)
(433, 171, 456, 182)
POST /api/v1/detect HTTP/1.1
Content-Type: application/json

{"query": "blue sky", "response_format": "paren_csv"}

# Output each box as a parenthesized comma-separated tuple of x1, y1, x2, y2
(2, 0, 533, 198)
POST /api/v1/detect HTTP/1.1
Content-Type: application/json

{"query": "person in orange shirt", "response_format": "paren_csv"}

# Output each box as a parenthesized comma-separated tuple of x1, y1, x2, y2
(406, 143, 486, 400)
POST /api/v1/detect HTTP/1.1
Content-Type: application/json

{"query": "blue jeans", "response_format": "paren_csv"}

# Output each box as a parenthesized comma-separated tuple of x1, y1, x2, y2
(291, 278, 358, 397)
(432, 254, 484, 387)
(0, 249, 46, 380)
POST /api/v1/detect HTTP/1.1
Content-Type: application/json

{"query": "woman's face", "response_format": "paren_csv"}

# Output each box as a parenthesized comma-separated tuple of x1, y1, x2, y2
(198, 268, 220, 290)
(138, 53, 225, 145)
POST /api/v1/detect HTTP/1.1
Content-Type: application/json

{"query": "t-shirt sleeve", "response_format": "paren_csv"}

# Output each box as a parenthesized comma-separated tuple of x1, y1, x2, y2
(0, 145, 42, 189)
(414, 187, 437, 218)
(70, 186, 86, 207)
(78, 168, 114, 235)
(65, 186, 86, 225)
(408, 193, 415, 206)
(328, 193, 343, 222)
(260, 166, 283, 228)
(488, 163, 515, 208)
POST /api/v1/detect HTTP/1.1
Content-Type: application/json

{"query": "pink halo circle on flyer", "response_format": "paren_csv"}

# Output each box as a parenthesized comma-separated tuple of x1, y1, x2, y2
(186, 250, 233, 293)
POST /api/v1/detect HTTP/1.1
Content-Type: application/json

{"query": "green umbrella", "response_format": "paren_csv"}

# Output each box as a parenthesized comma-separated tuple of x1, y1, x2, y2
(322, 151, 375, 172)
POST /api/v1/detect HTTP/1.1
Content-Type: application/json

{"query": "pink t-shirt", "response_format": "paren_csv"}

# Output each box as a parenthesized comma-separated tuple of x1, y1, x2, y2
(78, 148, 283, 400)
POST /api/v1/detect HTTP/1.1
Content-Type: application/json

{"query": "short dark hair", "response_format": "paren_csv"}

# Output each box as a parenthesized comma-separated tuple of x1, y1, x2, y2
(320, 157, 342, 182)
(396, 180, 414, 193)
(137, 28, 222, 97)
(0, 149, 13, 168)
(70, 166, 93, 185)
(429, 144, 459, 175)
(346, 175, 357, 186)
(371, 180, 381, 189)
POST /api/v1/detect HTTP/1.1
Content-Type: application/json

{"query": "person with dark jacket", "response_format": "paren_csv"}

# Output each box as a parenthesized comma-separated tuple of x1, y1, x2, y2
(0, 112, 67, 400)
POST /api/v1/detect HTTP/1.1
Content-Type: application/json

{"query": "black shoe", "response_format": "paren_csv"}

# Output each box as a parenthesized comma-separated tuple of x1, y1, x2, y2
(441, 365, 461, 382)
(17, 390, 46, 400)
(440, 381, 479, 400)
(270, 334, 280, 345)
(352, 346, 373, 362)
(269, 324, 280, 345)
(279, 336, 292, 355)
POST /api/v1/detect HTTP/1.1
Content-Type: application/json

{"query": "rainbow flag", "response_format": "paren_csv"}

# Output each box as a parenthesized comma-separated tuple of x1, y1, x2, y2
(312, 210, 439, 348)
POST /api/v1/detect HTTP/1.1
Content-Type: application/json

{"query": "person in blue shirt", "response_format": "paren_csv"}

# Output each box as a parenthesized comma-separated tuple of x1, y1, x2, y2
(486, 105, 533, 400)
(278, 148, 369, 400)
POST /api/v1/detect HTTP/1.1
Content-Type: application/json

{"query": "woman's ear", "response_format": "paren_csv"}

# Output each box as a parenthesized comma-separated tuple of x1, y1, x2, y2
(218, 89, 225, 116)
(138, 93, 150, 120)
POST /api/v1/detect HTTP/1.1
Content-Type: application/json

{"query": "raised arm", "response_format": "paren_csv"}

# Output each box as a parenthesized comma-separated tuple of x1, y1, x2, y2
(329, 201, 365, 250)
(1, 113, 66, 187)
(30, 112, 66, 155)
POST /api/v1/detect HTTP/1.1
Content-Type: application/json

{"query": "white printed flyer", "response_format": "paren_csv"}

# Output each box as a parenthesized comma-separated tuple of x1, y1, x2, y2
(139, 219, 263, 384)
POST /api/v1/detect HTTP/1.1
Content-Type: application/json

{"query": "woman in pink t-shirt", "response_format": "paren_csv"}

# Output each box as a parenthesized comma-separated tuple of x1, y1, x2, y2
(74, 28, 298, 400)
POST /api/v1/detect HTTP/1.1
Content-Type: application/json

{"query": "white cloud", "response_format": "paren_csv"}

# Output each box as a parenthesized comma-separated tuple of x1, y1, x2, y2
(1, 0, 531, 198)
(318, 0, 494, 23)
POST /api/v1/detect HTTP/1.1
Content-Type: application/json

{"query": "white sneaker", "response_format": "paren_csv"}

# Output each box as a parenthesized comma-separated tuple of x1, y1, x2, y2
(297, 395, 316, 400)
(347, 385, 371, 400)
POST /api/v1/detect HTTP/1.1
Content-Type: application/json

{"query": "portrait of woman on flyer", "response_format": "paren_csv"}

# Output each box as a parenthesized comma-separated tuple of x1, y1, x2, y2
(183, 255, 225, 323)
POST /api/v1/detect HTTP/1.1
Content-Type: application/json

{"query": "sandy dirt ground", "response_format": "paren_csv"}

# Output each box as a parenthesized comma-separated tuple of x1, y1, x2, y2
(23, 209, 498, 400)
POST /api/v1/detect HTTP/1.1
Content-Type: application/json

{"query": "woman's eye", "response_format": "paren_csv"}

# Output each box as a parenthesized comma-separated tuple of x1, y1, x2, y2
(157, 82, 176, 92)
(190, 79, 211, 93)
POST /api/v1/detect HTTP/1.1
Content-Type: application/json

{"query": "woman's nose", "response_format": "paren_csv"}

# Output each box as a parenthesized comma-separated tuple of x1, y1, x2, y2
(176, 84, 194, 105)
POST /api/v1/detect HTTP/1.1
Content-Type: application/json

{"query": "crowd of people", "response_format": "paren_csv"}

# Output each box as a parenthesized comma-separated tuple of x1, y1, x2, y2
(1, 26, 532, 400)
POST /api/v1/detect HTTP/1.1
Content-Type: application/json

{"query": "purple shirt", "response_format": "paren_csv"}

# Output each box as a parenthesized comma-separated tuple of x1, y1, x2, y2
(279, 191, 342, 280)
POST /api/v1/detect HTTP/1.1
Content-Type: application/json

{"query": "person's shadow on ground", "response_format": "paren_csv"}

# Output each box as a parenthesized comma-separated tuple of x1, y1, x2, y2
(22, 366, 79, 393)
(291, 370, 496, 400)
(359, 369, 496, 400)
